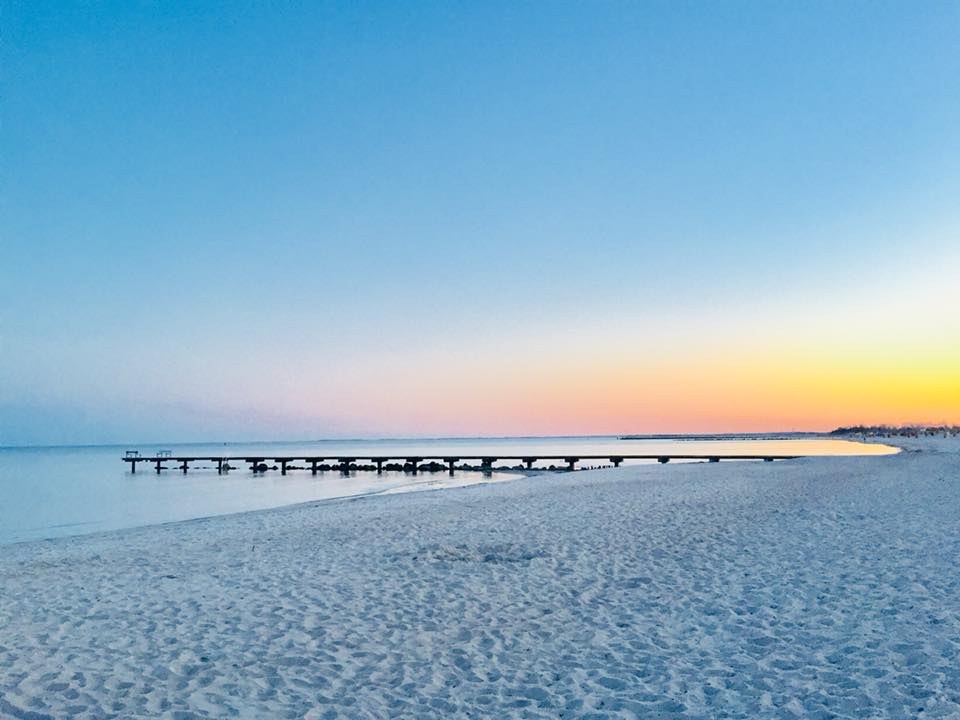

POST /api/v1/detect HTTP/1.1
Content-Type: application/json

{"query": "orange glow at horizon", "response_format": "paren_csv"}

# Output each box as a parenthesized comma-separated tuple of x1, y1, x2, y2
(310, 328, 960, 436)
(270, 246, 960, 437)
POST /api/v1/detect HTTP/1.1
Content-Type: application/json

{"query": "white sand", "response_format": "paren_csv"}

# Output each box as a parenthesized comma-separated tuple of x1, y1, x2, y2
(1, 438, 959, 718)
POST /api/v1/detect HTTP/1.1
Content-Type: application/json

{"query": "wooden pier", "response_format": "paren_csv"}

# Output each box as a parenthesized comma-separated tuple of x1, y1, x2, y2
(122, 452, 799, 475)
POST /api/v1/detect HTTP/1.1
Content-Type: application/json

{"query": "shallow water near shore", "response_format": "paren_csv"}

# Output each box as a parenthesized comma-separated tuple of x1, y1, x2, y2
(0, 435, 894, 545)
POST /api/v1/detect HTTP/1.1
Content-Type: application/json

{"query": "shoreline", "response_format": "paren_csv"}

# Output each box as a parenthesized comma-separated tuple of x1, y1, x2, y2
(0, 435, 897, 549)
(1, 468, 538, 552)
(0, 446, 899, 554)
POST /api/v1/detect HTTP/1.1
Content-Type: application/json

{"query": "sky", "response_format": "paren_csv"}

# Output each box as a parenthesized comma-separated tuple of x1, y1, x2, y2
(2, 1, 959, 445)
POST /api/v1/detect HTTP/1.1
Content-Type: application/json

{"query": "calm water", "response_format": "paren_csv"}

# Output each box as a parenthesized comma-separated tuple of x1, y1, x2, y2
(0, 436, 895, 545)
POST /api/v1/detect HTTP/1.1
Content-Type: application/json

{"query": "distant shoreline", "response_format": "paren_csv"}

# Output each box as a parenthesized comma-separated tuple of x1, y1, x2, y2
(618, 432, 822, 441)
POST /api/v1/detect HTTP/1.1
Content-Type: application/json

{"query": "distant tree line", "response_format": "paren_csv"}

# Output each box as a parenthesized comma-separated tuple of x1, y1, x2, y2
(831, 424, 960, 437)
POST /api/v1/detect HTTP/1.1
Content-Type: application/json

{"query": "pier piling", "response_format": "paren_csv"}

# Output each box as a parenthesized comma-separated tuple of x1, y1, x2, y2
(125, 452, 800, 477)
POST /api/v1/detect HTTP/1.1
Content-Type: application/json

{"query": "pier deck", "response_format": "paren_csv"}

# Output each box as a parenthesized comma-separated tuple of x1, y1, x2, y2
(122, 453, 800, 475)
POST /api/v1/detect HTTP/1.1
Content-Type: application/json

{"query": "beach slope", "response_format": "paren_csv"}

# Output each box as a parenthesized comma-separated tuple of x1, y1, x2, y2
(1, 439, 959, 718)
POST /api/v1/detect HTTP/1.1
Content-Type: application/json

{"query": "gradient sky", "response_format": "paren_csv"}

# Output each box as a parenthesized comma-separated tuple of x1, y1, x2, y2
(2, 1, 959, 445)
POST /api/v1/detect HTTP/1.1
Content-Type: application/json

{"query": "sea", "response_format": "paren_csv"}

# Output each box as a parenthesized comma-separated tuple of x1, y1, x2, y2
(0, 435, 896, 545)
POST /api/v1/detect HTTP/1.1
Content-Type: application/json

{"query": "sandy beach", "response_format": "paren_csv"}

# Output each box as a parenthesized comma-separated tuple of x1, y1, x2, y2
(1, 437, 958, 718)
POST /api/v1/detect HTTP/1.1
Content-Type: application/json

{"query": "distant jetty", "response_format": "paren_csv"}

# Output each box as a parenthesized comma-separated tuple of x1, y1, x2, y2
(618, 432, 819, 441)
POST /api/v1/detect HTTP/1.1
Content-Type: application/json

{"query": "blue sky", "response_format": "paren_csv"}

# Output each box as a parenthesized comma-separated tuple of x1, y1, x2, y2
(3, 1, 959, 444)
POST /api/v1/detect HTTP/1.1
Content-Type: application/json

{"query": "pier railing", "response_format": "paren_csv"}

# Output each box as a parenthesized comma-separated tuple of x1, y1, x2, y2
(122, 453, 799, 475)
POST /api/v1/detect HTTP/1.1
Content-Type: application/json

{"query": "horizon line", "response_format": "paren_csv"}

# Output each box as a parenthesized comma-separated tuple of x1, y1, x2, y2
(0, 429, 840, 451)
